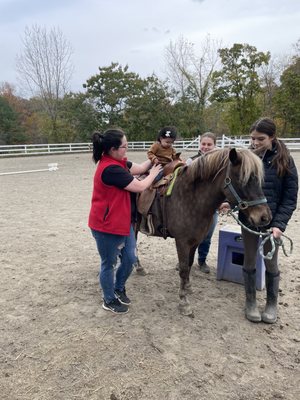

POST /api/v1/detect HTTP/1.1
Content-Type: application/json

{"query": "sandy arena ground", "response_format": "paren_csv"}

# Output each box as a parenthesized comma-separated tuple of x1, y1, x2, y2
(0, 151, 299, 400)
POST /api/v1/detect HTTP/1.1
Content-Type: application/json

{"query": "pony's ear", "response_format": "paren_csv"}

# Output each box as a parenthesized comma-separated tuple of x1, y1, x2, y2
(229, 148, 241, 166)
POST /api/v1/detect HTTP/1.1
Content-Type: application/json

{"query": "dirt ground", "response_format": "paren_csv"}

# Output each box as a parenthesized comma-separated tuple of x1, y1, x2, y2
(0, 150, 299, 400)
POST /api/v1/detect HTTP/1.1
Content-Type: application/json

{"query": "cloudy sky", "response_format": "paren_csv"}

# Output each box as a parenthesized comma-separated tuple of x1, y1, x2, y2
(0, 0, 299, 93)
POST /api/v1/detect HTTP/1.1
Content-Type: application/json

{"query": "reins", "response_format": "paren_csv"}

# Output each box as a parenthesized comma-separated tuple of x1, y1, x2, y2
(222, 209, 293, 260)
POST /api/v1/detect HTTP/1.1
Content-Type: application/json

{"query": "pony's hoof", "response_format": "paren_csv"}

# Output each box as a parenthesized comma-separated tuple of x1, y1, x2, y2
(134, 261, 148, 276)
(135, 267, 147, 276)
(178, 303, 194, 318)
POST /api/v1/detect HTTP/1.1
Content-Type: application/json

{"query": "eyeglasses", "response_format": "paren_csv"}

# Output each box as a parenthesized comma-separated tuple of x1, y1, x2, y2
(119, 144, 128, 149)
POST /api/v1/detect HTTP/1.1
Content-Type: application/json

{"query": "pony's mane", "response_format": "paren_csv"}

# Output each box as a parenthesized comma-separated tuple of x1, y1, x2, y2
(188, 148, 264, 186)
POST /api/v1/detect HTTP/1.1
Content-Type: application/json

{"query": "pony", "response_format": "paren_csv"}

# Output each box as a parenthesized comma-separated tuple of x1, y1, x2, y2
(137, 148, 272, 316)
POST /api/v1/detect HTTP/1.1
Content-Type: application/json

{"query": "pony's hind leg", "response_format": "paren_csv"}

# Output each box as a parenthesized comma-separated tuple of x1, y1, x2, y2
(133, 223, 147, 276)
(134, 256, 147, 276)
(176, 240, 194, 317)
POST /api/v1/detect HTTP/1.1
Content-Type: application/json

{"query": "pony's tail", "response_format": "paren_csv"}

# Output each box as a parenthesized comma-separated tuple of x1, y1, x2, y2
(92, 131, 104, 163)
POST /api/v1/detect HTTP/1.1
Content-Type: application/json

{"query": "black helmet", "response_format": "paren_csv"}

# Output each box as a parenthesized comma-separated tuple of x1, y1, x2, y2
(157, 126, 177, 141)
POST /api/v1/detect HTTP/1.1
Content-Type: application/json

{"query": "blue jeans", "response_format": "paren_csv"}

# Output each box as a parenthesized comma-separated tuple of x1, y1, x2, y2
(91, 225, 137, 303)
(198, 212, 218, 263)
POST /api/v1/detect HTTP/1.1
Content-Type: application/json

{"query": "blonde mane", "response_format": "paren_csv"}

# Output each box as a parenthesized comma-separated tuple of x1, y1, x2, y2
(188, 148, 264, 186)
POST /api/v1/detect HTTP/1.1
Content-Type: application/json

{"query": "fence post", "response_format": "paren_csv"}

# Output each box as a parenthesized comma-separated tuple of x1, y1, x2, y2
(221, 134, 225, 148)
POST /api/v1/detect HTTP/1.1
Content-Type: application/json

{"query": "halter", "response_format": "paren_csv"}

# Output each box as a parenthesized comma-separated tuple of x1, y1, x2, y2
(223, 162, 293, 260)
(224, 163, 267, 212)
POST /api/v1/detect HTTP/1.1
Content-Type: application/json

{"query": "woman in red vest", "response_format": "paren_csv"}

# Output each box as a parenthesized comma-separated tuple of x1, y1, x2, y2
(89, 128, 162, 314)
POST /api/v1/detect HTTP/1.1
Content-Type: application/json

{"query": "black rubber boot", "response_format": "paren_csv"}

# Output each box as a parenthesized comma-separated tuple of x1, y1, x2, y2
(261, 271, 280, 324)
(243, 269, 261, 322)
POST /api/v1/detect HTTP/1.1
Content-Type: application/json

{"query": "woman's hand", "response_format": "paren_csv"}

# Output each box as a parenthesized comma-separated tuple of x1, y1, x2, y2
(148, 163, 163, 178)
(218, 202, 231, 214)
(125, 164, 163, 193)
(271, 227, 283, 240)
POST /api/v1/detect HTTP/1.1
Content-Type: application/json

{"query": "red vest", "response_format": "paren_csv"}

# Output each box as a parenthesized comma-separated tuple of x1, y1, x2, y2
(88, 155, 131, 235)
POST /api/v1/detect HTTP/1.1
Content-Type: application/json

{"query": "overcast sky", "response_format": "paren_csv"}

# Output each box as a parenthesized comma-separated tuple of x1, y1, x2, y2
(0, 0, 299, 93)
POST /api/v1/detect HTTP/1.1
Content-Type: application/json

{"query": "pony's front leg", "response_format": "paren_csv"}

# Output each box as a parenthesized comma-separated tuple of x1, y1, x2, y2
(176, 240, 195, 317)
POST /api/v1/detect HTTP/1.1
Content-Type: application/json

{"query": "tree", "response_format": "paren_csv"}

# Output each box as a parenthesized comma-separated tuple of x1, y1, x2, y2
(0, 82, 42, 143)
(16, 24, 74, 141)
(168, 97, 203, 137)
(203, 101, 232, 135)
(293, 38, 300, 56)
(258, 54, 288, 118)
(124, 75, 173, 140)
(0, 96, 26, 144)
(83, 62, 145, 129)
(275, 56, 300, 134)
(164, 34, 221, 132)
(211, 43, 270, 134)
(83, 64, 178, 139)
(58, 93, 99, 142)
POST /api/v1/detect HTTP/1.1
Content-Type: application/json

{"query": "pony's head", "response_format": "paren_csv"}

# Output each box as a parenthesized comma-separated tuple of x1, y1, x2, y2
(225, 148, 271, 227)
(188, 147, 271, 227)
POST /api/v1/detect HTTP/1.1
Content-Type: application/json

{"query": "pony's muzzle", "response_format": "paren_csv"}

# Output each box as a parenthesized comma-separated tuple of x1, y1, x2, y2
(247, 205, 272, 227)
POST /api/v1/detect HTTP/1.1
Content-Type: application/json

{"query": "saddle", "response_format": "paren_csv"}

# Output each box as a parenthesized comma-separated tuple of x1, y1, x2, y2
(137, 159, 184, 238)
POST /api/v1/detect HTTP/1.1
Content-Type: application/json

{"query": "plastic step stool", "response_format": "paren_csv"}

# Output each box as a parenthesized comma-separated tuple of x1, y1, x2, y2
(217, 224, 265, 290)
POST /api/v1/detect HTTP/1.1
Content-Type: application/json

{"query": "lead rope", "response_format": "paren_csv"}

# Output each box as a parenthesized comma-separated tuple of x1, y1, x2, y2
(221, 210, 293, 260)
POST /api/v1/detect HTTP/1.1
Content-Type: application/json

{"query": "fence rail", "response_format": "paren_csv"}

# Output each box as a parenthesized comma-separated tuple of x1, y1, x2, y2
(1, 136, 300, 157)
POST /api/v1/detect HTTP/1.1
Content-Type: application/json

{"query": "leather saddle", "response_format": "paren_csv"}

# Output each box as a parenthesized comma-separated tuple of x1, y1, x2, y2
(137, 159, 184, 238)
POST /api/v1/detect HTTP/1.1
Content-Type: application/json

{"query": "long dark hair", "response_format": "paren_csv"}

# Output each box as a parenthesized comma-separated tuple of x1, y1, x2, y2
(92, 128, 125, 163)
(250, 118, 290, 177)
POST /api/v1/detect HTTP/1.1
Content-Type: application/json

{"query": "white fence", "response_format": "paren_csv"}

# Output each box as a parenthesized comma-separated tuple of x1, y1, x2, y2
(1, 135, 300, 157)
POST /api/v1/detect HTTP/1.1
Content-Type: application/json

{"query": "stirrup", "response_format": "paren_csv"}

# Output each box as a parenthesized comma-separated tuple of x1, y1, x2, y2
(147, 214, 155, 235)
(140, 215, 155, 236)
(139, 217, 149, 235)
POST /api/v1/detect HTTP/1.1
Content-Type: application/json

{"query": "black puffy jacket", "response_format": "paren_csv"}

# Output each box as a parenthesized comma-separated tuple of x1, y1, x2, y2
(239, 142, 298, 231)
(261, 143, 298, 232)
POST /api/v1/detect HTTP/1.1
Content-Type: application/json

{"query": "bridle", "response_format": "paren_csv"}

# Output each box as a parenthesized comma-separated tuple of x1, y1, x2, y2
(223, 161, 293, 260)
(223, 163, 267, 212)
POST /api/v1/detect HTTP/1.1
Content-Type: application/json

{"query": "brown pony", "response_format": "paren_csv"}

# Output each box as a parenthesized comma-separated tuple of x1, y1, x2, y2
(138, 148, 271, 316)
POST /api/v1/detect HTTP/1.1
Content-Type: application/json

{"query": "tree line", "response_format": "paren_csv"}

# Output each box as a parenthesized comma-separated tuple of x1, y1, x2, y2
(0, 26, 299, 145)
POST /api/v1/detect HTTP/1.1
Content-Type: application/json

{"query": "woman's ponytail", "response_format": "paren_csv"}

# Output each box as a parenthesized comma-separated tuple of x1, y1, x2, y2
(92, 131, 104, 163)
